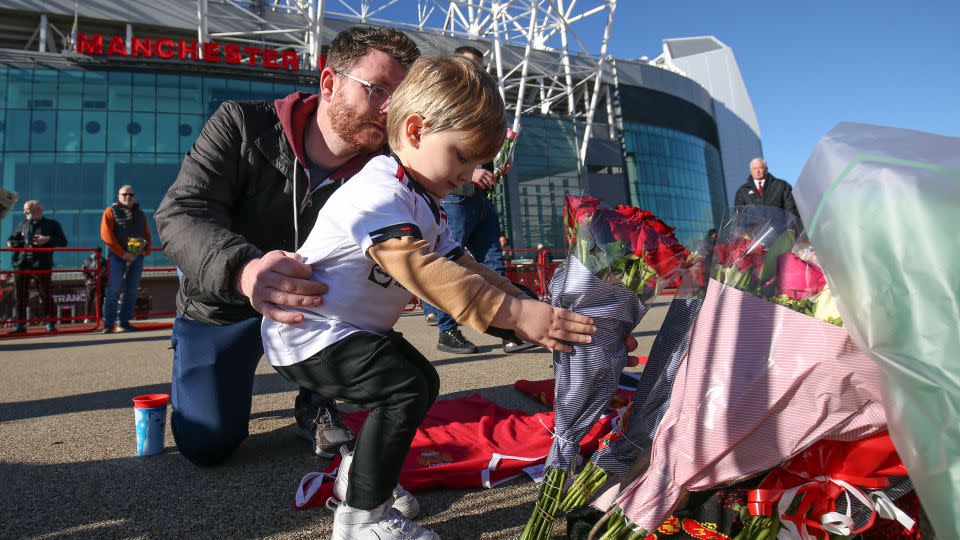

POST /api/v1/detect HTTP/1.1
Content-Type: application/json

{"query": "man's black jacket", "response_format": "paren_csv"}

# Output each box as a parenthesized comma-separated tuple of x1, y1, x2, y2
(733, 173, 801, 221)
(7, 217, 67, 269)
(155, 100, 358, 325)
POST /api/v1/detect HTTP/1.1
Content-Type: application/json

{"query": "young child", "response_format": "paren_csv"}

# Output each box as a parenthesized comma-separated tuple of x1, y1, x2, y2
(261, 55, 596, 540)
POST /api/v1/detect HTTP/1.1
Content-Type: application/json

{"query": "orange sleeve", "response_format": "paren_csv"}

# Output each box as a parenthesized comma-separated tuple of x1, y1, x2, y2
(100, 207, 125, 258)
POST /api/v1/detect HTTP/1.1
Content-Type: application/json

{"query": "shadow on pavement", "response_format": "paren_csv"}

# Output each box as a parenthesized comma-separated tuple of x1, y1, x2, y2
(0, 373, 298, 423)
(0, 333, 172, 352)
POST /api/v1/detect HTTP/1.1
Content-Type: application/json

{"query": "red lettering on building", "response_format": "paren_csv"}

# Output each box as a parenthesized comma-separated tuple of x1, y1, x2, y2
(106, 35, 127, 56)
(77, 34, 103, 55)
(156, 38, 176, 59)
(178, 40, 199, 60)
(202, 42, 221, 63)
(132, 37, 152, 57)
(263, 49, 279, 69)
(73, 34, 303, 71)
(223, 44, 242, 65)
(243, 47, 263, 66)
(281, 51, 300, 71)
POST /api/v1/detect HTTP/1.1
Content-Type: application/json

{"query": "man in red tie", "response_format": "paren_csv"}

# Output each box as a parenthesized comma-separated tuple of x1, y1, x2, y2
(733, 157, 801, 222)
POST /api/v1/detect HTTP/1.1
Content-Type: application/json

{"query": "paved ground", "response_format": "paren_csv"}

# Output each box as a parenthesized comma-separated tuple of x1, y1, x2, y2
(0, 298, 671, 540)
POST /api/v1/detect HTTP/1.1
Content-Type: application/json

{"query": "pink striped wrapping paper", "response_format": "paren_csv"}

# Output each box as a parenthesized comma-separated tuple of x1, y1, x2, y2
(615, 279, 887, 531)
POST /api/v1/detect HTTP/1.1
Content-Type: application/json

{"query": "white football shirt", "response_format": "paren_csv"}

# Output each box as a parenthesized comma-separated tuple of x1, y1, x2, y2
(262, 154, 461, 366)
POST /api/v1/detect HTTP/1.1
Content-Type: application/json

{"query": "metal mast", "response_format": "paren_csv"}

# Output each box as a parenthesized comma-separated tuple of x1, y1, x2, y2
(197, 0, 617, 168)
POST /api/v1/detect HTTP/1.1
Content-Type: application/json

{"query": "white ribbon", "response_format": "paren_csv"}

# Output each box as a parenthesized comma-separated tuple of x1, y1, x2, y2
(775, 476, 915, 540)
(871, 490, 916, 531)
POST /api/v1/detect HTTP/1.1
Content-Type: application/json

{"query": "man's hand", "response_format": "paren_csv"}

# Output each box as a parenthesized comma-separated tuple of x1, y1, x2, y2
(471, 169, 498, 190)
(122, 252, 136, 263)
(625, 334, 642, 366)
(496, 297, 596, 353)
(236, 250, 328, 324)
(33, 234, 50, 246)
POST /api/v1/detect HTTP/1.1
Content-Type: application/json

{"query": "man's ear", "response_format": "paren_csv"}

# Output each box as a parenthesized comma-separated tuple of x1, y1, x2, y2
(319, 67, 337, 101)
(403, 114, 424, 149)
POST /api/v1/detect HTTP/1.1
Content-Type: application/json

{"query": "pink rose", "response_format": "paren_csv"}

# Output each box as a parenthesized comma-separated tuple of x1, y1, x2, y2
(776, 252, 826, 300)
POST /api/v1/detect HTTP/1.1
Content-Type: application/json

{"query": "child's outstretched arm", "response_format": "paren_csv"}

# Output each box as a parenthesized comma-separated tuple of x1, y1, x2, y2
(489, 295, 594, 353)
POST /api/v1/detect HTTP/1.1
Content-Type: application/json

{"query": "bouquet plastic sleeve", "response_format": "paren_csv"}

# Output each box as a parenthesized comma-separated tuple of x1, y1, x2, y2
(614, 279, 887, 532)
(792, 122, 960, 540)
(545, 255, 647, 471)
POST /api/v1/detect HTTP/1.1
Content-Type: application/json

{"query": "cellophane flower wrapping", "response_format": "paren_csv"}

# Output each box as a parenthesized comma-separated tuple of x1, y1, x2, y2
(610, 204, 888, 535)
(492, 127, 518, 179)
(589, 250, 709, 480)
(792, 122, 960, 540)
(547, 195, 688, 472)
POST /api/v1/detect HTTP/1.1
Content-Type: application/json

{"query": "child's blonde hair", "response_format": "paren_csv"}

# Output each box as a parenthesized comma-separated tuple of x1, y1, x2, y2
(387, 55, 506, 163)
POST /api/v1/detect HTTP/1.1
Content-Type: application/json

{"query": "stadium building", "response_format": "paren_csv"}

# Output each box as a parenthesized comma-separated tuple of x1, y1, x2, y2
(0, 1, 761, 316)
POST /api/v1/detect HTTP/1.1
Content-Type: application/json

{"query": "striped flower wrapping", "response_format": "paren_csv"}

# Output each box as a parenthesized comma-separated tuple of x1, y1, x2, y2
(614, 279, 887, 532)
(546, 255, 648, 471)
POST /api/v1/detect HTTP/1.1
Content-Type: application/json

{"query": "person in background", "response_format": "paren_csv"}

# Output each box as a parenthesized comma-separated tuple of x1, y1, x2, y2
(6, 200, 67, 334)
(420, 45, 533, 354)
(499, 234, 513, 263)
(734, 158, 801, 223)
(82, 249, 106, 324)
(100, 185, 151, 333)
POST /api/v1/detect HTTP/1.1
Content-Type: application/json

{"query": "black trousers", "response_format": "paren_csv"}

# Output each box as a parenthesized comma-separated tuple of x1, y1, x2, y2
(274, 330, 440, 510)
(14, 271, 52, 323)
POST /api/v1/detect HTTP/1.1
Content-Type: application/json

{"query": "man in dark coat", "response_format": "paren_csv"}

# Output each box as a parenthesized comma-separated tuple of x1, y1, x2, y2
(6, 200, 67, 333)
(154, 27, 419, 467)
(733, 158, 801, 224)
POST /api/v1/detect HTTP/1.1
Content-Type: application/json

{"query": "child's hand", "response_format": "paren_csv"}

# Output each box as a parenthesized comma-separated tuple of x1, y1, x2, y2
(509, 298, 595, 353)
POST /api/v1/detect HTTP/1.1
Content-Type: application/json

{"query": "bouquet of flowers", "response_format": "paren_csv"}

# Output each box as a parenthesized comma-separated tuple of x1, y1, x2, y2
(559, 250, 709, 513)
(492, 127, 518, 179)
(711, 206, 841, 326)
(127, 237, 147, 257)
(592, 205, 889, 539)
(519, 195, 687, 540)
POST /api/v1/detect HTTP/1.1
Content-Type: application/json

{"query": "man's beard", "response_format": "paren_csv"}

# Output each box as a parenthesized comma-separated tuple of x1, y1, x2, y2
(328, 98, 385, 154)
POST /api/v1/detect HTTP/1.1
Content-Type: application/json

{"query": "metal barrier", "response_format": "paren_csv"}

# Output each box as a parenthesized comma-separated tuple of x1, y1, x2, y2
(503, 248, 565, 300)
(0, 246, 176, 338)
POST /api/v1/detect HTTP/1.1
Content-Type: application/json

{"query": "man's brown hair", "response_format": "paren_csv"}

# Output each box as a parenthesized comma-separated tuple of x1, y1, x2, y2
(387, 55, 506, 163)
(327, 26, 420, 72)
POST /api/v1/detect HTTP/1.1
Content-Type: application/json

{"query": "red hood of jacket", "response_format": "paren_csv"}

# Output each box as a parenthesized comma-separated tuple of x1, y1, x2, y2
(274, 91, 378, 184)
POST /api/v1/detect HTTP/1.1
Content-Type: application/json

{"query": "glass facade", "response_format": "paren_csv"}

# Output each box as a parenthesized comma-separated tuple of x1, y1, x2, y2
(0, 65, 313, 268)
(511, 115, 580, 250)
(622, 122, 725, 247)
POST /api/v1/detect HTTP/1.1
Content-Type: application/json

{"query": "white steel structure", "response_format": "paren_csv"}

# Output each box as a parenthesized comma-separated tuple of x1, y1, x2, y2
(197, 0, 618, 166)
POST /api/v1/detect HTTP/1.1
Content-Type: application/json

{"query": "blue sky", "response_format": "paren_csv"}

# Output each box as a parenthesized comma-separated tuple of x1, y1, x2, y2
(604, 1, 959, 183)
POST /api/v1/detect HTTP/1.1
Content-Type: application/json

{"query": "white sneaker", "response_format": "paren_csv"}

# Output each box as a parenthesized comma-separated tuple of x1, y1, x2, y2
(333, 447, 420, 519)
(331, 502, 439, 540)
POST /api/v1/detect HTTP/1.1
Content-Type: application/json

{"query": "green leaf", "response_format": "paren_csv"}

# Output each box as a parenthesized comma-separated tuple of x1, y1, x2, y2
(758, 229, 796, 283)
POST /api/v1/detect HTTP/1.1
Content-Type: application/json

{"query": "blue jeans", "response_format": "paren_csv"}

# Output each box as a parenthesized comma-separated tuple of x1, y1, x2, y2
(423, 192, 505, 333)
(170, 315, 316, 466)
(102, 252, 144, 326)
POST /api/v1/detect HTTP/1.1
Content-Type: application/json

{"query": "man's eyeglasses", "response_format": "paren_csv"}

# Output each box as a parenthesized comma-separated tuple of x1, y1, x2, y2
(120, 193, 135, 197)
(334, 70, 392, 110)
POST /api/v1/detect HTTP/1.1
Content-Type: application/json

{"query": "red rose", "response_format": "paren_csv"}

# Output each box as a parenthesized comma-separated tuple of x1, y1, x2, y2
(566, 195, 601, 223)
(715, 239, 766, 273)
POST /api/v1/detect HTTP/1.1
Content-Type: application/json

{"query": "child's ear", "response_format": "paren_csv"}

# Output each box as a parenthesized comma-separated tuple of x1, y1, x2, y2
(404, 114, 424, 148)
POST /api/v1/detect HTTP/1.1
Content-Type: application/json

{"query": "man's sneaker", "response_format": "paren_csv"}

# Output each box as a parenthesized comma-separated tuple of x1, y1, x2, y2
(101, 326, 115, 334)
(116, 324, 138, 333)
(83, 318, 94, 324)
(333, 447, 420, 519)
(437, 328, 479, 354)
(332, 500, 439, 540)
(503, 339, 536, 353)
(424, 313, 438, 326)
(8, 325, 26, 334)
(294, 399, 356, 458)
(45, 323, 57, 332)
